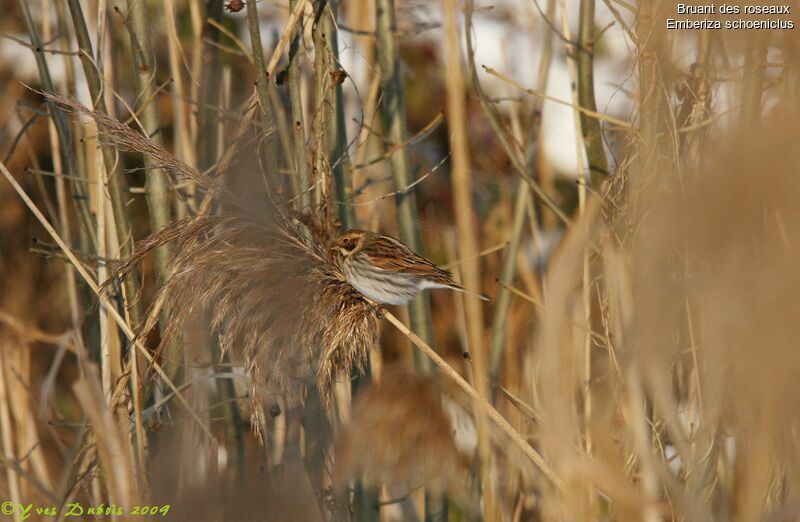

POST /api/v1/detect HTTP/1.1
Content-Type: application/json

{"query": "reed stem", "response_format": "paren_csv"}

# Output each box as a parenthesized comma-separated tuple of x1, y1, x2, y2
(65, 0, 144, 334)
(576, 0, 610, 184)
(245, 0, 280, 183)
(443, 0, 496, 515)
(16, 0, 97, 248)
(288, 0, 311, 208)
(488, 0, 556, 376)
(375, 0, 434, 370)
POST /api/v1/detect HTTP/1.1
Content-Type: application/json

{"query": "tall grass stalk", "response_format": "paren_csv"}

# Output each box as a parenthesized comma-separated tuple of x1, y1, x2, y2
(125, 0, 172, 272)
(576, 0, 610, 184)
(245, 0, 279, 182)
(0, 347, 21, 522)
(64, 0, 144, 335)
(288, 0, 311, 208)
(162, 0, 196, 171)
(442, 0, 495, 515)
(321, 3, 356, 229)
(197, 0, 224, 173)
(39, 0, 85, 342)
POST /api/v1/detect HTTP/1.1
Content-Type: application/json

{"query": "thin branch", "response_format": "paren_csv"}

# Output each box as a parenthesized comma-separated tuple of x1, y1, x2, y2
(483, 66, 632, 129)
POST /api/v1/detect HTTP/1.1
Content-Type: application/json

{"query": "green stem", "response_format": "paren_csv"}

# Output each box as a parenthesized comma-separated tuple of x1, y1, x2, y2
(576, 0, 610, 185)
(322, 2, 357, 229)
(125, 0, 184, 385)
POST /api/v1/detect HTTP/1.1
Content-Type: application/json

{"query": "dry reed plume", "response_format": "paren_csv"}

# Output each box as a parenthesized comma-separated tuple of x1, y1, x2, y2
(48, 94, 378, 424)
(113, 209, 377, 418)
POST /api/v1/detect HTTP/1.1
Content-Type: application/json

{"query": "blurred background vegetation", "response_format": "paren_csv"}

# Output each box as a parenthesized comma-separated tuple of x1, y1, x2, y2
(1, 0, 799, 520)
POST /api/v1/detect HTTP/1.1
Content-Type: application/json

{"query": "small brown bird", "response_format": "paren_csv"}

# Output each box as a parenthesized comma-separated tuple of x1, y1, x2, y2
(332, 229, 490, 305)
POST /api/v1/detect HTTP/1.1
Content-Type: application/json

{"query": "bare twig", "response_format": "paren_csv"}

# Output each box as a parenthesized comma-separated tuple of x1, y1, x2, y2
(483, 66, 632, 129)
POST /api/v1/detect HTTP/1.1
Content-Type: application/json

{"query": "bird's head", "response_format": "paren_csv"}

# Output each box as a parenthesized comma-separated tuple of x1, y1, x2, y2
(332, 229, 365, 258)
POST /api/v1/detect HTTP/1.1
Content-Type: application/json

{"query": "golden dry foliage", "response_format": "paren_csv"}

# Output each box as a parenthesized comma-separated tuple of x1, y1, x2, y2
(522, 112, 800, 520)
(5, 1, 800, 520)
(632, 115, 800, 520)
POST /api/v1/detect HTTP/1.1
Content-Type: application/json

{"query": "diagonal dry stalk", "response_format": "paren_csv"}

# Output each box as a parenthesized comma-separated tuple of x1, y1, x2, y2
(482, 66, 631, 129)
(266, 0, 311, 78)
(442, 0, 496, 515)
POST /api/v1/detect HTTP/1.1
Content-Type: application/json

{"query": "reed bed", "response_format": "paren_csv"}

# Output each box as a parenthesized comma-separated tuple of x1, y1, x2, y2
(0, 0, 799, 520)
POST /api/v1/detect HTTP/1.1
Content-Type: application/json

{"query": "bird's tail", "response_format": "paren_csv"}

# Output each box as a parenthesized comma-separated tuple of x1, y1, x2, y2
(444, 283, 491, 301)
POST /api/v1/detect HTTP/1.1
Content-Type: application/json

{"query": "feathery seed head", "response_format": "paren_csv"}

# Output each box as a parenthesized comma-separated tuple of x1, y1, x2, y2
(114, 209, 378, 425)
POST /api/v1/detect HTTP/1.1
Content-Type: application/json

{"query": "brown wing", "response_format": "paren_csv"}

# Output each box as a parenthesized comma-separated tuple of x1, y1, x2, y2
(361, 233, 456, 284)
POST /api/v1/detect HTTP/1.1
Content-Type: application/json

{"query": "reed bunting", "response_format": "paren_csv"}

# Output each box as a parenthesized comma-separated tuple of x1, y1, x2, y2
(333, 229, 490, 305)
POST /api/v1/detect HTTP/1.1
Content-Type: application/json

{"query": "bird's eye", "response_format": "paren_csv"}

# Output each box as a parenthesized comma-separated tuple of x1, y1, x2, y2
(343, 238, 350, 244)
